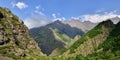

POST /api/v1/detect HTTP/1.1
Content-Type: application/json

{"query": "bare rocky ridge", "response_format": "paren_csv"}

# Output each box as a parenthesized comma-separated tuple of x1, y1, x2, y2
(62, 19, 97, 32)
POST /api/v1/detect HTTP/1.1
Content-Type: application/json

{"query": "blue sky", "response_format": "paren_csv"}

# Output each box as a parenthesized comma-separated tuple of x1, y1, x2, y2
(0, 0, 120, 28)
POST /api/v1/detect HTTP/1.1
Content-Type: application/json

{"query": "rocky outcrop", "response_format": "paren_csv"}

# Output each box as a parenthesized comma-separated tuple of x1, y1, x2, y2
(0, 7, 43, 59)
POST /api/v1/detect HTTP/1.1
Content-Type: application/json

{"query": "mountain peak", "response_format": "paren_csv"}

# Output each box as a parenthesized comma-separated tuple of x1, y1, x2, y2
(83, 21, 92, 23)
(54, 20, 62, 23)
(110, 16, 120, 24)
(99, 19, 114, 27)
(70, 19, 81, 22)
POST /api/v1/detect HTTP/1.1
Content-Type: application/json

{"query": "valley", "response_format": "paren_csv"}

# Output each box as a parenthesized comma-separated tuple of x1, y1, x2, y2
(0, 6, 120, 60)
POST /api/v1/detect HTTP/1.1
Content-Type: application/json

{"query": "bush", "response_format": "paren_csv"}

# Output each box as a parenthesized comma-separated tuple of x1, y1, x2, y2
(75, 54, 85, 60)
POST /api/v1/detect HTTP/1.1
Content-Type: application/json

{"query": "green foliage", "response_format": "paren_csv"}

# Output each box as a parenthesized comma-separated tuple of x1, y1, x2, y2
(99, 22, 120, 52)
(86, 22, 120, 60)
(86, 51, 119, 60)
(69, 22, 103, 53)
(67, 57, 75, 60)
(75, 54, 85, 60)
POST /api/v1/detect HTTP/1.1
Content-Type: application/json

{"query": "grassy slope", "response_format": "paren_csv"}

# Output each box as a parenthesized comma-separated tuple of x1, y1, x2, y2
(69, 20, 114, 54)
(84, 22, 120, 60)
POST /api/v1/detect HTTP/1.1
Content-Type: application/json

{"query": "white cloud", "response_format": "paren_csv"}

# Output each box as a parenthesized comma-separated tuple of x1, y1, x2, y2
(24, 15, 51, 29)
(95, 8, 105, 13)
(15, 2, 28, 9)
(11, 2, 16, 7)
(71, 17, 80, 20)
(52, 13, 66, 21)
(35, 5, 40, 9)
(34, 10, 45, 16)
(34, 5, 45, 16)
(52, 13, 57, 19)
(35, 5, 44, 11)
(80, 11, 120, 23)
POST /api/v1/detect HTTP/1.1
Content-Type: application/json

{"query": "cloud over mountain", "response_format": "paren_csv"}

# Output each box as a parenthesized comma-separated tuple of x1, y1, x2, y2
(24, 15, 51, 29)
(81, 11, 120, 23)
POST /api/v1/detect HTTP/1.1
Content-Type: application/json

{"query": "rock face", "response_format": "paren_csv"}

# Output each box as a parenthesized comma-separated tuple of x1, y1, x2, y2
(0, 7, 43, 59)
(30, 20, 84, 55)
(0, 55, 9, 60)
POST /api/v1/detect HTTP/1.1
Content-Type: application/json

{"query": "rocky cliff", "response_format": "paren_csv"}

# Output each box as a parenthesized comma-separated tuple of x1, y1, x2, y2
(0, 7, 43, 60)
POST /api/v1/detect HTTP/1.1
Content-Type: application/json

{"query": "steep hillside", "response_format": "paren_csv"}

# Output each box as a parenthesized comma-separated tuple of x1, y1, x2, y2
(38, 20, 120, 60)
(47, 20, 120, 60)
(86, 21, 120, 60)
(63, 20, 115, 58)
(30, 20, 84, 55)
(0, 7, 43, 60)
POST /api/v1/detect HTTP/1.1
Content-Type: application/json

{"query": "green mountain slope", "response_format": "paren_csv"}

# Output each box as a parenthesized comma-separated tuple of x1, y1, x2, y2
(47, 19, 120, 60)
(63, 20, 115, 58)
(86, 21, 120, 60)
(0, 7, 44, 60)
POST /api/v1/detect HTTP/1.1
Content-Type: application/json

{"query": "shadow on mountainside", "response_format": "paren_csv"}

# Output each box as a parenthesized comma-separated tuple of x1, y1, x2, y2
(30, 20, 84, 55)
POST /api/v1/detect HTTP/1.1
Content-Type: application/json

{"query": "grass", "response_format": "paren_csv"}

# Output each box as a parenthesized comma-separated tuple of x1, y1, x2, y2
(69, 23, 103, 53)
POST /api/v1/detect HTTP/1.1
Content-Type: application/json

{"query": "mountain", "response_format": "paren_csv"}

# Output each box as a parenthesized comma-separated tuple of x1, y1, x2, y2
(45, 19, 120, 60)
(46, 19, 120, 60)
(1, 7, 120, 60)
(88, 21, 120, 60)
(110, 16, 120, 24)
(63, 20, 115, 58)
(30, 20, 84, 55)
(0, 7, 43, 60)
(62, 19, 97, 32)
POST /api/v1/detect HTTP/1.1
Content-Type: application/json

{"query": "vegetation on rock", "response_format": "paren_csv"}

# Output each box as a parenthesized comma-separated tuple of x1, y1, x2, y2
(0, 7, 43, 60)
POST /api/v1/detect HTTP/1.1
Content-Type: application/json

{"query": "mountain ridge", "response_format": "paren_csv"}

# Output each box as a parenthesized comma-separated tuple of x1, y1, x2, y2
(63, 20, 115, 58)
(0, 7, 44, 60)
(0, 7, 120, 60)
(30, 20, 84, 55)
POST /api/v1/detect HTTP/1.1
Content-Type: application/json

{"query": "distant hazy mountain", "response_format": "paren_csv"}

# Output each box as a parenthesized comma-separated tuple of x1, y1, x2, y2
(29, 19, 101, 56)
(110, 16, 120, 24)
(30, 20, 84, 55)
(62, 19, 97, 32)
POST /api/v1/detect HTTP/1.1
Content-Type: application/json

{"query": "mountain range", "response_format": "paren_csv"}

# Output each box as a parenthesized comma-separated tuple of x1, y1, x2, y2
(30, 16, 120, 56)
(30, 19, 97, 55)
(0, 7, 120, 60)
